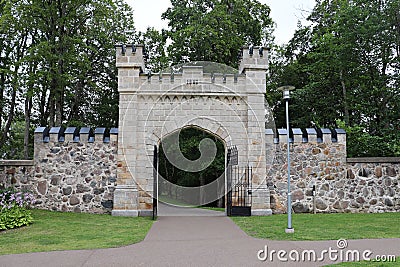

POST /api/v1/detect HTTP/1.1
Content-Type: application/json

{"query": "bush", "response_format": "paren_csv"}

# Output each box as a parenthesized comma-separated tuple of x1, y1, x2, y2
(0, 188, 35, 231)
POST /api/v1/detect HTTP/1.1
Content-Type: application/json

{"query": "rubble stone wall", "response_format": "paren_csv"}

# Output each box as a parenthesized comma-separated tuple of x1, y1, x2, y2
(0, 160, 35, 191)
(0, 127, 118, 214)
(1, 126, 399, 215)
(267, 129, 400, 214)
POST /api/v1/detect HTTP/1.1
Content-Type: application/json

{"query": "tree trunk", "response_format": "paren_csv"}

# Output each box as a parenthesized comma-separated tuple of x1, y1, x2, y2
(339, 70, 350, 125)
(48, 91, 55, 127)
(0, 87, 17, 151)
(55, 0, 67, 126)
(24, 95, 32, 159)
(68, 79, 84, 122)
(39, 87, 48, 126)
(0, 73, 4, 131)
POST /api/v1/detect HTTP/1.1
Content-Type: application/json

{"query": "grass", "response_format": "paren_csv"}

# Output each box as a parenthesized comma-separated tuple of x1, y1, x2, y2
(231, 212, 400, 241)
(198, 206, 225, 212)
(326, 257, 400, 266)
(158, 195, 196, 207)
(0, 209, 153, 255)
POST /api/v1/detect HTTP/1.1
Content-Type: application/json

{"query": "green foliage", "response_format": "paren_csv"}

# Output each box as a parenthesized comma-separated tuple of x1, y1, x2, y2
(136, 27, 169, 72)
(0, 188, 35, 231)
(162, 0, 274, 67)
(0, 120, 24, 159)
(337, 120, 400, 157)
(0, 207, 34, 231)
(270, 0, 400, 157)
(0, 0, 135, 159)
(159, 127, 225, 187)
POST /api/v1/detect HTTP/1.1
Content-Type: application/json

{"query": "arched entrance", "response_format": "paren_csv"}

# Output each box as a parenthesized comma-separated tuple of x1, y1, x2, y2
(112, 44, 272, 216)
(157, 126, 226, 211)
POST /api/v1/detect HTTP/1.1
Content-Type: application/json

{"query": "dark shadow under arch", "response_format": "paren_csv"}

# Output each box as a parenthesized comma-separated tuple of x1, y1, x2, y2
(158, 126, 226, 208)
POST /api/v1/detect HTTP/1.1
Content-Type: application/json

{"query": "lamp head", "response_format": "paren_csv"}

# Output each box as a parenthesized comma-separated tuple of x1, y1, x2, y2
(277, 86, 295, 100)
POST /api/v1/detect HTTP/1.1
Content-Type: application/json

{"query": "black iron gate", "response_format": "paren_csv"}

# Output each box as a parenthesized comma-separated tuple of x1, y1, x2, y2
(227, 146, 252, 216)
(152, 145, 158, 220)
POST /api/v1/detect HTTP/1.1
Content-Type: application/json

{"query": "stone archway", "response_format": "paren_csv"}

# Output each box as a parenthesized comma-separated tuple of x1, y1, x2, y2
(157, 125, 226, 213)
(112, 44, 271, 216)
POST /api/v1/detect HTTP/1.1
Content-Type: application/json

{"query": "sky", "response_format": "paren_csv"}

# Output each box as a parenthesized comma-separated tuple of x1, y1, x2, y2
(126, 0, 316, 45)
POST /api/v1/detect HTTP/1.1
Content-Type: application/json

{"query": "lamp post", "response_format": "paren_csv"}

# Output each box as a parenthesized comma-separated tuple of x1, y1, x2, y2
(278, 86, 295, 234)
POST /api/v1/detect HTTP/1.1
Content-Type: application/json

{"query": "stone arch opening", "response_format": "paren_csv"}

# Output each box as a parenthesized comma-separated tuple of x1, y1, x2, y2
(157, 125, 226, 210)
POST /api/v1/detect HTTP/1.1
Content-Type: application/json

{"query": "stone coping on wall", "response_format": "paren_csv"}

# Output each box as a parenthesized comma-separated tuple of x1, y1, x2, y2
(34, 126, 118, 143)
(0, 160, 34, 166)
(347, 157, 400, 163)
(265, 128, 346, 143)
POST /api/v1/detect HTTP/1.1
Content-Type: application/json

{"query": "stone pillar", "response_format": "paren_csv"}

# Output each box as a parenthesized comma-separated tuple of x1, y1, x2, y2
(112, 185, 139, 216)
(113, 45, 146, 216)
(94, 128, 106, 143)
(240, 46, 271, 215)
(79, 127, 93, 143)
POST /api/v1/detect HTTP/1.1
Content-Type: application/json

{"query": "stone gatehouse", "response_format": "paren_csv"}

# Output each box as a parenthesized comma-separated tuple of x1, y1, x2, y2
(113, 44, 270, 216)
(0, 45, 399, 215)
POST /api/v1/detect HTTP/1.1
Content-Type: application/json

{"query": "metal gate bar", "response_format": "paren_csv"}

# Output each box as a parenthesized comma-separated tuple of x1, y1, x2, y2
(152, 145, 158, 220)
(227, 146, 252, 216)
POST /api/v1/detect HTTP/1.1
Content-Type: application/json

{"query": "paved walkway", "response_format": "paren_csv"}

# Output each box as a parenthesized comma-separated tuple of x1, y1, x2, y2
(1, 212, 399, 267)
(158, 202, 225, 216)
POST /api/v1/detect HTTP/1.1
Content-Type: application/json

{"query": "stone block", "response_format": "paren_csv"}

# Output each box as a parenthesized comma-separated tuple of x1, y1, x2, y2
(315, 198, 328, 210)
(69, 195, 80, 205)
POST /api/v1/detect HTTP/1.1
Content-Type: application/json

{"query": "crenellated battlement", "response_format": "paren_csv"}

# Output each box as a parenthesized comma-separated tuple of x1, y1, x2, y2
(34, 126, 118, 143)
(116, 44, 268, 94)
(265, 128, 346, 144)
(239, 46, 269, 73)
(115, 44, 146, 72)
(136, 71, 247, 90)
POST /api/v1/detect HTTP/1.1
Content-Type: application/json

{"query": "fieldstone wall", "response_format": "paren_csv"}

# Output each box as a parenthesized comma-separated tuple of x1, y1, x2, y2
(0, 127, 119, 214)
(2, 126, 399, 215)
(267, 129, 400, 214)
(345, 158, 400, 212)
(0, 160, 35, 191)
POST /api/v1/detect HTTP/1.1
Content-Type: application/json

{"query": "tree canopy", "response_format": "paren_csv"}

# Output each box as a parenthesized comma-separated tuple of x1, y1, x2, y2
(161, 0, 274, 67)
(268, 0, 400, 157)
(0, 0, 135, 158)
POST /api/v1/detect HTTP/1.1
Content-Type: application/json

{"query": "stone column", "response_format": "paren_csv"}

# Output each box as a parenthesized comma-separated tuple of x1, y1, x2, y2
(112, 45, 146, 216)
(240, 46, 271, 215)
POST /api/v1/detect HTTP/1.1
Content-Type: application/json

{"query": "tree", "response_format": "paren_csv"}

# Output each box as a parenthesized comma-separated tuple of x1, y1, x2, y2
(271, 0, 400, 156)
(0, 0, 33, 158)
(162, 0, 274, 67)
(0, 0, 135, 159)
(136, 27, 169, 73)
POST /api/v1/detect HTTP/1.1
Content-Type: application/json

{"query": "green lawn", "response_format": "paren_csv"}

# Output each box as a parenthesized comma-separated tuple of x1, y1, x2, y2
(199, 206, 225, 212)
(231, 212, 400, 241)
(158, 195, 196, 207)
(0, 209, 153, 255)
(326, 257, 400, 266)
